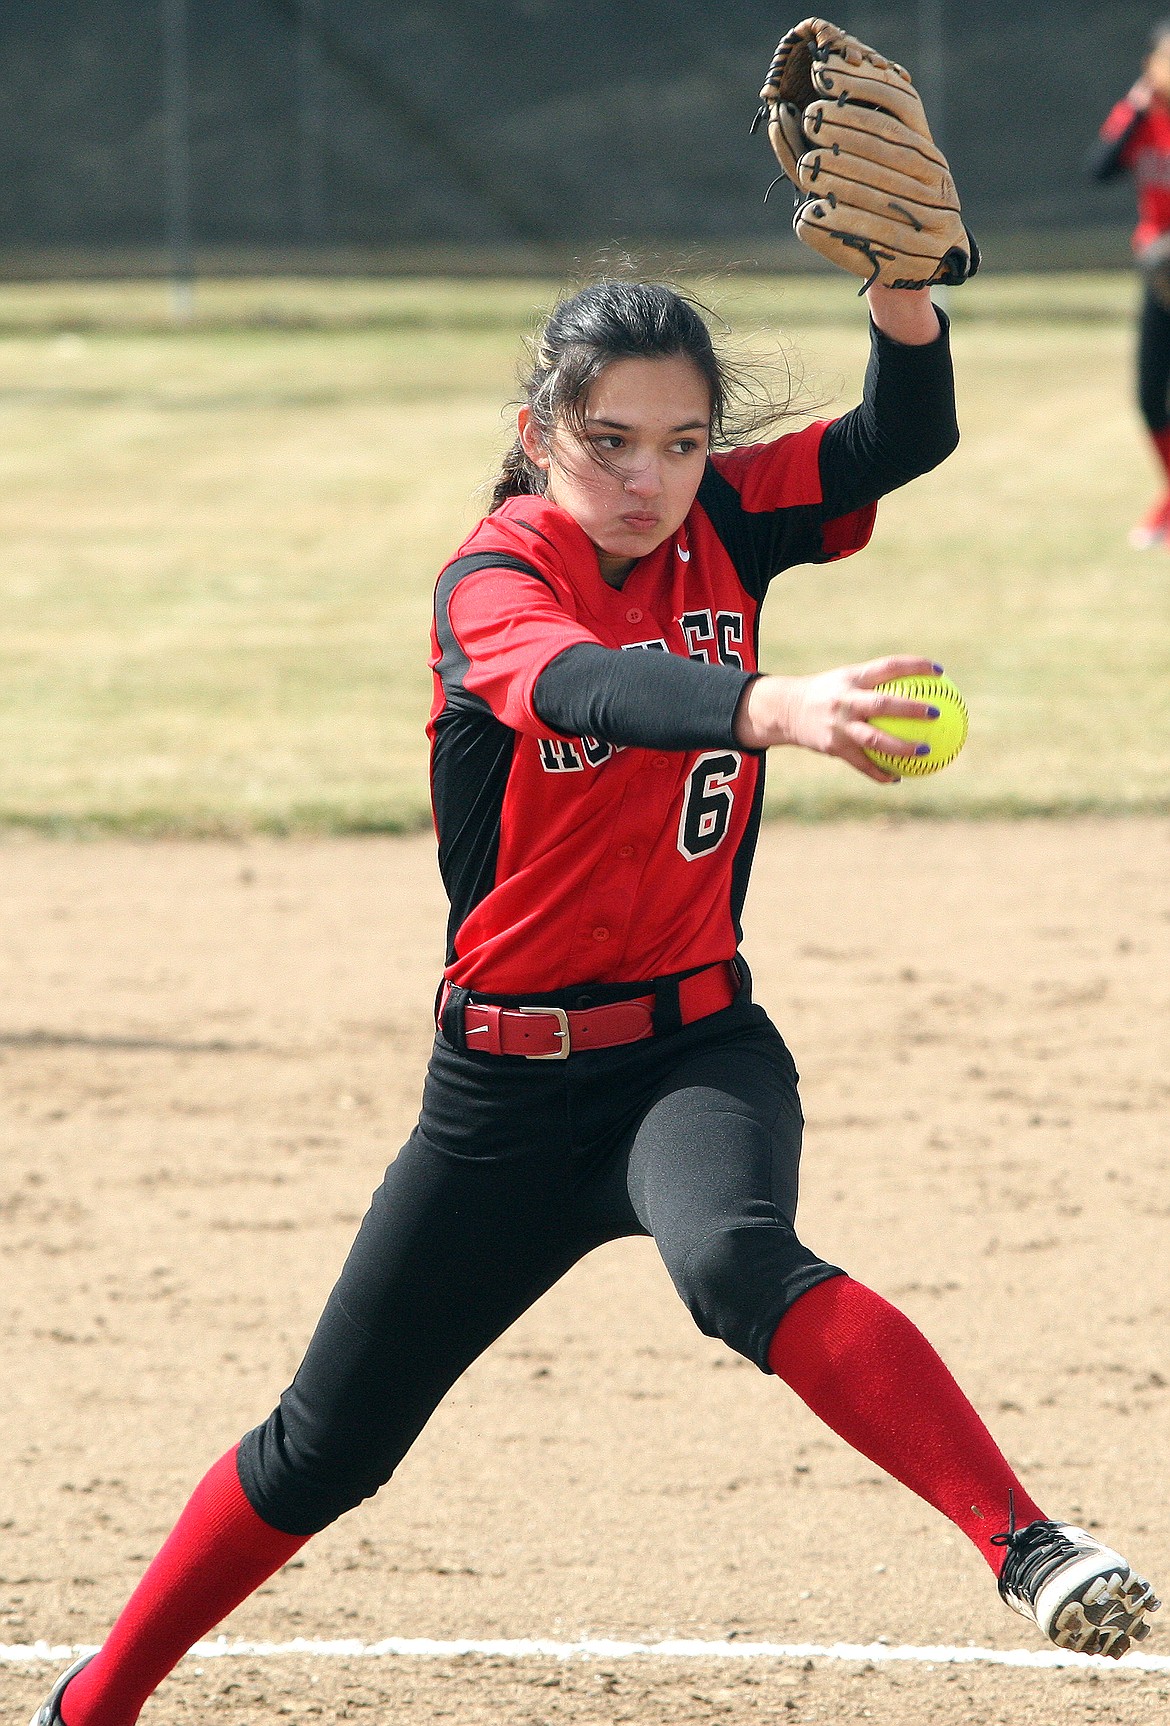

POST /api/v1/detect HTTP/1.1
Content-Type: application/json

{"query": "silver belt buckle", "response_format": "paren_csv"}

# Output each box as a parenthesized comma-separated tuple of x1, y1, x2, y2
(517, 1005, 571, 1059)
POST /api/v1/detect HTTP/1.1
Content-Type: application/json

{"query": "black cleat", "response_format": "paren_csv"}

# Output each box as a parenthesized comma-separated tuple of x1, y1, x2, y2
(994, 1515, 1160, 1659)
(28, 1653, 96, 1726)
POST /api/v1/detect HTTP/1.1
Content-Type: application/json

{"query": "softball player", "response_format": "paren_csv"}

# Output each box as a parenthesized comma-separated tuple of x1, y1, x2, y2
(33, 276, 1158, 1726)
(1092, 17, 1170, 545)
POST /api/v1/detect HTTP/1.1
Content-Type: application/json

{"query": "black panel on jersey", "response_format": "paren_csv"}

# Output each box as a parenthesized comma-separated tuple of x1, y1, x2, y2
(432, 552, 541, 964)
(728, 608, 767, 944)
(695, 463, 827, 602)
(697, 313, 958, 600)
(534, 642, 751, 751)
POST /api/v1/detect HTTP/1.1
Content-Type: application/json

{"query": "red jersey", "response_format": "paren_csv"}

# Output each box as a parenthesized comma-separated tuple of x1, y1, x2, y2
(427, 316, 959, 998)
(1099, 94, 1170, 250)
(428, 421, 874, 995)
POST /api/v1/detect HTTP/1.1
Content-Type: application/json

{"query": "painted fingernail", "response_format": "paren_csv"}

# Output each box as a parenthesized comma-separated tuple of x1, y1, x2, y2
(932, 662, 944, 673)
(926, 705, 941, 718)
(914, 743, 931, 756)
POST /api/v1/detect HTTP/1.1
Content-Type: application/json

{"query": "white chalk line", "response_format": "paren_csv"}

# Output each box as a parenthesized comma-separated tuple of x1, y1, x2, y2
(3, 1634, 1168, 1675)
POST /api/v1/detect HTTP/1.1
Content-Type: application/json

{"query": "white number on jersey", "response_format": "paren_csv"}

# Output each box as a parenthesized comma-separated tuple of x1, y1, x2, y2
(677, 751, 742, 861)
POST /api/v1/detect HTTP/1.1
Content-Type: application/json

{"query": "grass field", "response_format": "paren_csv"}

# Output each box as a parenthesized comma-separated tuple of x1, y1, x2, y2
(0, 272, 1166, 833)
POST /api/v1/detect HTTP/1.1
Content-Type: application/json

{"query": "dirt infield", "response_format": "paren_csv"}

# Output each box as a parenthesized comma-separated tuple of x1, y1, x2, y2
(2, 821, 1168, 1724)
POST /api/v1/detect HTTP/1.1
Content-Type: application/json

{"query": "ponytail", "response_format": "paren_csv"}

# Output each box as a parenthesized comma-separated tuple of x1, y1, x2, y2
(490, 437, 547, 511)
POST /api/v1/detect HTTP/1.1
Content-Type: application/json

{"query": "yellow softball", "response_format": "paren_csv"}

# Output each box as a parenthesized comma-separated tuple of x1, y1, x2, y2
(863, 672, 969, 777)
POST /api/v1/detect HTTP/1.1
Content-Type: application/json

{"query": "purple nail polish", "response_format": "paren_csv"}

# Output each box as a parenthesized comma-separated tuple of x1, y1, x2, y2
(915, 743, 931, 756)
(932, 662, 944, 673)
(926, 705, 941, 718)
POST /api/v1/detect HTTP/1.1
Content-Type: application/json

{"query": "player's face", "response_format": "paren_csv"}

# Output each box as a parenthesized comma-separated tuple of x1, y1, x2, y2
(519, 354, 711, 584)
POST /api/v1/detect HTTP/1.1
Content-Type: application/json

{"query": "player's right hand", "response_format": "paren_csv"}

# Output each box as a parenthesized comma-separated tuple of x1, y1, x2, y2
(733, 654, 943, 783)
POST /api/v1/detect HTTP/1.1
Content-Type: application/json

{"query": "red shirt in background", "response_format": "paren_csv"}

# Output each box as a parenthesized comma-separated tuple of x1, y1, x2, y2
(1100, 93, 1170, 250)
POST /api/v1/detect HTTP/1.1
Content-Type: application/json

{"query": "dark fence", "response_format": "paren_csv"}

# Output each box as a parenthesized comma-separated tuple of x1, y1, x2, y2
(0, 0, 1157, 274)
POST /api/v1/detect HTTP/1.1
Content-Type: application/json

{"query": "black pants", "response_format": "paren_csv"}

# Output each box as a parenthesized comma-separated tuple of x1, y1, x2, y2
(237, 990, 840, 1537)
(1138, 281, 1170, 433)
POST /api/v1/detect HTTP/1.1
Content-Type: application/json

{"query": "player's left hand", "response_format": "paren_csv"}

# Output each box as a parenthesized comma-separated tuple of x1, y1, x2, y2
(734, 654, 943, 782)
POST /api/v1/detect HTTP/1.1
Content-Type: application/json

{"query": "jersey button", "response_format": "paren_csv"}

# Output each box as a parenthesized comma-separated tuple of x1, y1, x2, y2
(591, 926, 610, 941)
(652, 754, 669, 769)
(625, 606, 643, 623)
(617, 844, 634, 859)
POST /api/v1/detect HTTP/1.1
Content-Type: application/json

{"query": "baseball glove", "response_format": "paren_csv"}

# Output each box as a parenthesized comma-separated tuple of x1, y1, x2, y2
(751, 16, 979, 291)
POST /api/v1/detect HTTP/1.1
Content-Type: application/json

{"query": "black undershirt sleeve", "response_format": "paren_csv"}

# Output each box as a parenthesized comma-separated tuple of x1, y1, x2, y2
(1088, 109, 1141, 181)
(533, 643, 753, 752)
(816, 312, 959, 517)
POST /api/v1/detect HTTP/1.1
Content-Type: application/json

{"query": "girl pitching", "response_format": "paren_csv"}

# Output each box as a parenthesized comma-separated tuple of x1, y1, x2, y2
(33, 272, 1158, 1726)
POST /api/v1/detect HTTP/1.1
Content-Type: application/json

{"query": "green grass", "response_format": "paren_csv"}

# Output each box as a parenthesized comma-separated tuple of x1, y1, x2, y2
(0, 273, 1166, 833)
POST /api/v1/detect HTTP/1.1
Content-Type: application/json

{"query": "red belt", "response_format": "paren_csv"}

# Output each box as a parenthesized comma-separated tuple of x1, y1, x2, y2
(442, 961, 740, 1060)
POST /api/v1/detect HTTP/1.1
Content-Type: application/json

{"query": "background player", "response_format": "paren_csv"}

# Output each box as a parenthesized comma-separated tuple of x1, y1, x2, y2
(33, 24, 1159, 1726)
(1092, 17, 1170, 545)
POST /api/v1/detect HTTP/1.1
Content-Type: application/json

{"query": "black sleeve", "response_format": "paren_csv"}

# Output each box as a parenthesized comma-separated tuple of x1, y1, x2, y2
(817, 311, 959, 518)
(533, 643, 753, 752)
(1088, 108, 1142, 181)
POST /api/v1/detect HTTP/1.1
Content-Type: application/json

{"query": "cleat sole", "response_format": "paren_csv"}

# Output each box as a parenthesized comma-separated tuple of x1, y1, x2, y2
(1049, 1570, 1159, 1659)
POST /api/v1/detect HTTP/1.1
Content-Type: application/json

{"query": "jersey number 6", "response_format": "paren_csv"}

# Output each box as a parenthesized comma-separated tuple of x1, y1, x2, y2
(677, 751, 742, 861)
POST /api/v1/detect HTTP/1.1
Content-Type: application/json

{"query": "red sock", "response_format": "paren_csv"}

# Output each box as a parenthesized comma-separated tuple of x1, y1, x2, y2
(767, 1277, 1045, 1573)
(61, 1447, 307, 1726)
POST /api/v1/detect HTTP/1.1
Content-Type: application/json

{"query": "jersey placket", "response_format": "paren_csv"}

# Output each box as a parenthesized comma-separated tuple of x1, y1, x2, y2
(565, 748, 684, 972)
(562, 575, 684, 973)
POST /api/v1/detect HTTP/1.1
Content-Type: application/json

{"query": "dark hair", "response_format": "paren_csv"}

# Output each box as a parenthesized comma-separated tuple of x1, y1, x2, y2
(491, 278, 791, 509)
